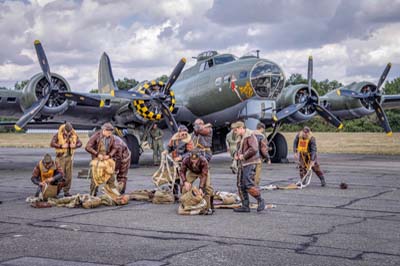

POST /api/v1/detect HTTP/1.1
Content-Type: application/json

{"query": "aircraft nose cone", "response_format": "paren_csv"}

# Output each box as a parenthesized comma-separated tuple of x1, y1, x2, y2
(250, 60, 285, 98)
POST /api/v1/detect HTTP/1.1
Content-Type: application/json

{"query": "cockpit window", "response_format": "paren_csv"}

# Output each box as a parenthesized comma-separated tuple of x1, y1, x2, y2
(214, 55, 236, 65)
(199, 59, 214, 72)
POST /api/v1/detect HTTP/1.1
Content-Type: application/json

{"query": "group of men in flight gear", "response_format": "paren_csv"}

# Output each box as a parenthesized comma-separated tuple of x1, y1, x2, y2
(31, 117, 325, 214)
(31, 122, 131, 200)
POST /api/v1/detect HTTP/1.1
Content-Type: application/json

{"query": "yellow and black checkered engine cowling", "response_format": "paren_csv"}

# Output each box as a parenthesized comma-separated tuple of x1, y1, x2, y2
(133, 80, 176, 121)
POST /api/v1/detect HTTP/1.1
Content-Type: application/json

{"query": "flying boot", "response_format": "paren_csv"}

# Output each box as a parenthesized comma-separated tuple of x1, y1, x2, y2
(248, 186, 265, 212)
(234, 191, 250, 213)
(256, 196, 265, 212)
(319, 175, 326, 187)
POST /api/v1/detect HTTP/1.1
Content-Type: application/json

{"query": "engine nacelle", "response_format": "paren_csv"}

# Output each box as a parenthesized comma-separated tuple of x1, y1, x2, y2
(20, 73, 71, 117)
(320, 81, 378, 119)
(275, 84, 319, 123)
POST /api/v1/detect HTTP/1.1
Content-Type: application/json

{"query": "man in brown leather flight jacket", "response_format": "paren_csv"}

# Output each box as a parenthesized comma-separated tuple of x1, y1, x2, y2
(85, 123, 118, 195)
(231, 121, 265, 213)
(180, 150, 214, 215)
(113, 136, 131, 194)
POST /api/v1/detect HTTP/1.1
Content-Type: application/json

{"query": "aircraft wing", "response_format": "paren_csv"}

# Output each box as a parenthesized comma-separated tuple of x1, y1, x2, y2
(382, 94, 400, 109)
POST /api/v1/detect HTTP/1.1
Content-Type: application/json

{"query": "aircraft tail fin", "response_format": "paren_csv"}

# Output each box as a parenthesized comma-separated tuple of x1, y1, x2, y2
(98, 52, 118, 94)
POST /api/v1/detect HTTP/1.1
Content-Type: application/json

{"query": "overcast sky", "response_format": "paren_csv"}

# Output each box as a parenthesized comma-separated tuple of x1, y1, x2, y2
(1, 0, 400, 92)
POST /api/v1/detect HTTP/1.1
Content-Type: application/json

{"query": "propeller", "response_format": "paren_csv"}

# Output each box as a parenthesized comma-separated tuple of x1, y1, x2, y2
(163, 58, 186, 94)
(14, 40, 106, 131)
(336, 63, 392, 135)
(14, 92, 51, 131)
(111, 58, 186, 133)
(274, 56, 344, 129)
(14, 40, 53, 130)
(34, 40, 54, 93)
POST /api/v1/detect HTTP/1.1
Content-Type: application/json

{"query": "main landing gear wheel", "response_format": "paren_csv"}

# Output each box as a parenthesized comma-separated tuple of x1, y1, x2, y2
(125, 134, 140, 168)
(267, 132, 288, 163)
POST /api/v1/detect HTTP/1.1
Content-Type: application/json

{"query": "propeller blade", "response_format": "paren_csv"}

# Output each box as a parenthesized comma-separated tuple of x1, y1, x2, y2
(34, 40, 53, 91)
(372, 99, 392, 135)
(376, 63, 392, 91)
(58, 92, 102, 107)
(111, 90, 153, 101)
(273, 102, 307, 122)
(307, 56, 313, 96)
(160, 102, 178, 133)
(14, 93, 50, 131)
(336, 89, 368, 99)
(313, 103, 344, 129)
(163, 58, 186, 93)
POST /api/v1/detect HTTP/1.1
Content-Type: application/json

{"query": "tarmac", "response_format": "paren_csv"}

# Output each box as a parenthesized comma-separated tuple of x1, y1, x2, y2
(0, 148, 399, 266)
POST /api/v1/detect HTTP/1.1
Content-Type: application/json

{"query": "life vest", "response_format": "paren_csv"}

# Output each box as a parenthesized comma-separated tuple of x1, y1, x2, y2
(297, 138, 310, 153)
(55, 124, 78, 155)
(39, 160, 56, 182)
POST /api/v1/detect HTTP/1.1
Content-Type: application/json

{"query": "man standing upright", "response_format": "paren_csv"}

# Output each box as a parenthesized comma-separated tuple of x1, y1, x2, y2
(231, 121, 265, 213)
(192, 119, 213, 161)
(85, 123, 118, 195)
(113, 136, 131, 194)
(293, 126, 326, 187)
(253, 123, 271, 186)
(149, 124, 163, 166)
(50, 122, 82, 197)
(226, 127, 239, 174)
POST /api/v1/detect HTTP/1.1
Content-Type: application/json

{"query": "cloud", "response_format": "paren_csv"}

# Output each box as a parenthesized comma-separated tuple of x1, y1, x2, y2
(0, 0, 399, 93)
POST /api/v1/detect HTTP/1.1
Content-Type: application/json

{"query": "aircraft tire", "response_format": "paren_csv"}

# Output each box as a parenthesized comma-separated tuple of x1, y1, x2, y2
(125, 134, 140, 168)
(267, 132, 288, 163)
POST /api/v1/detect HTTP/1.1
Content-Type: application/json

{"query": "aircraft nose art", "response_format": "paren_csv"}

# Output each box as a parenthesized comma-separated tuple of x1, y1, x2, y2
(250, 61, 285, 98)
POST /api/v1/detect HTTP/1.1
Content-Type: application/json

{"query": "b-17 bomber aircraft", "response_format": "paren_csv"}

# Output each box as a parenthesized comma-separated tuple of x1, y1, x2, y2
(1, 41, 399, 166)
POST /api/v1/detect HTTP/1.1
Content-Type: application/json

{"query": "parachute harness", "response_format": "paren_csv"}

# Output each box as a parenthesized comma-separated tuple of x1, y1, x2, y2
(152, 153, 180, 190)
(296, 152, 312, 189)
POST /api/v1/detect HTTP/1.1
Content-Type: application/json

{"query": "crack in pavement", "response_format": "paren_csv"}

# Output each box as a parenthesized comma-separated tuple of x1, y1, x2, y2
(336, 189, 395, 208)
(294, 218, 367, 256)
(158, 244, 210, 262)
(272, 202, 400, 215)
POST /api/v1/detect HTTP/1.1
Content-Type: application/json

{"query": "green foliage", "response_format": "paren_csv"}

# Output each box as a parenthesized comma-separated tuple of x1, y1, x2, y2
(116, 78, 139, 91)
(285, 73, 343, 95)
(112, 75, 169, 90)
(157, 75, 169, 83)
(90, 75, 168, 93)
(385, 78, 400, 94)
(0, 117, 19, 133)
(14, 80, 29, 90)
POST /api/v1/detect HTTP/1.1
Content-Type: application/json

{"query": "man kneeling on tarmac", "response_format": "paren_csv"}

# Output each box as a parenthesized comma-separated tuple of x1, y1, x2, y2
(180, 150, 214, 215)
(231, 121, 265, 213)
(31, 153, 65, 199)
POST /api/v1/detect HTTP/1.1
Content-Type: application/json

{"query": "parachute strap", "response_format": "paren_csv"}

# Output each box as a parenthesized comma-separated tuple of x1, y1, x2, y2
(133, 81, 176, 121)
(296, 153, 312, 189)
(152, 153, 180, 190)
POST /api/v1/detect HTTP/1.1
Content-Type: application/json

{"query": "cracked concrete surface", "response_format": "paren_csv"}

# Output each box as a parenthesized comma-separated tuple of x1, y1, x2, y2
(0, 148, 399, 266)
